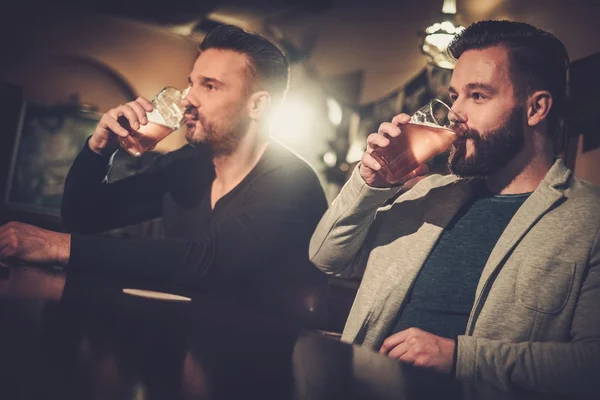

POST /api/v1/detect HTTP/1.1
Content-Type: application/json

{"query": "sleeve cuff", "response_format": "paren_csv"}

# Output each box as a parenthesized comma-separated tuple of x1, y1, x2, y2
(81, 136, 118, 164)
(451, 335, 459, 378)
(456, 335, 477, 383)
(344, 164, 404, 208)
(66, 232, 89, 271)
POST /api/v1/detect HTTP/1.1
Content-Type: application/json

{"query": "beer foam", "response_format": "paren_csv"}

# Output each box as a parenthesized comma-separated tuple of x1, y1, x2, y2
(410, 120, 455, 132)
(146, 109, 168, 127)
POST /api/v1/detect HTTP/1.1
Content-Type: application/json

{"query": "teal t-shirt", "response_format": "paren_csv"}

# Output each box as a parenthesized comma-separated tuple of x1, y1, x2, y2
(391, 186, 530, 338)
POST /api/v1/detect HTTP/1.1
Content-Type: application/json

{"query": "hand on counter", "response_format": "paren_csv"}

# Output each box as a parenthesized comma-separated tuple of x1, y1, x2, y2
(0, 221, 70, 265)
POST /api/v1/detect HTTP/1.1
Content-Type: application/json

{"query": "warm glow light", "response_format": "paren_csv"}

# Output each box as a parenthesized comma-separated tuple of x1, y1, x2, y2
(326, 98, 343, 126)
(323, 151, 337, 167)
(422, 20, 465, 69)
(346, 141, 366, 164)
(424, 32, 455, 51)
(442, 0, 457, 14)
(421, 0, 464, 69)
(269, 97, 317, 141)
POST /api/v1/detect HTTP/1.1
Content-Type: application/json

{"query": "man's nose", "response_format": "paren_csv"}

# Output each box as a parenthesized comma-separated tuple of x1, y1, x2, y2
(181, 93, 192, 108)
(449, 109, 466, 125)
(449, 101, 467, 125)
(181, 86, 196, 108)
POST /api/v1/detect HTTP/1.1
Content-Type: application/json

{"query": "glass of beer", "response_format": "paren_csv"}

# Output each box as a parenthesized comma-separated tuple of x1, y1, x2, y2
(119, 86, 187, 157)
(370, 99, 466, 184)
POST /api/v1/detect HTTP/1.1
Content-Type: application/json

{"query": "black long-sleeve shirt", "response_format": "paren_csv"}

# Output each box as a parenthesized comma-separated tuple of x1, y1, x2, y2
(61, 140, 329, 324)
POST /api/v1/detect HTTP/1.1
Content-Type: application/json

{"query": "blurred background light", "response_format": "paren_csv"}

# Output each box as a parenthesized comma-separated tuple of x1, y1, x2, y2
(270, 95, 318, 141)
(326, 98, 343, 126)
(421, 0, 465, 69)
(346, 141, 365, 164)
(322, 151, 337, 167)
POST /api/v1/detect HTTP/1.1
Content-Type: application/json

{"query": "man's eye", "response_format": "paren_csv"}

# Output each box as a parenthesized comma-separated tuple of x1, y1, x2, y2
(205, 83, 215, 91)
(449, 94, 458, 102)
(473, 92, 486, 100)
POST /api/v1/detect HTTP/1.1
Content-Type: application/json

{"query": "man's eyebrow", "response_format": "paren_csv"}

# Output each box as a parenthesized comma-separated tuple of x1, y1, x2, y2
(465, 82, 497, 93)
(201, 77, 224, 86)
(187, 76, 225, 86)
(448, 83, 498, 95)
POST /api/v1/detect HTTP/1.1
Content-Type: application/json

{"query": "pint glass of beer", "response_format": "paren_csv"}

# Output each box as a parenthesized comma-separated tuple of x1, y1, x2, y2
(119, 86, 187, 157)
(370, 99, 466, 184)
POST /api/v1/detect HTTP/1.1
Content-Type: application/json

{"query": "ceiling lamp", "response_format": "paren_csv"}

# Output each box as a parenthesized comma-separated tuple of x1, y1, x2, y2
(421, 0, 465, 69)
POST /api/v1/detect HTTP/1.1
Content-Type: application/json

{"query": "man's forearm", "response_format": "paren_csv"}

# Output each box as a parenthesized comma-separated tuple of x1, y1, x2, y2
(61, 140, 116, 232)
(61, 140, 164, 233)
(309, 167, 400, 277)
(56, 233, 71, 265)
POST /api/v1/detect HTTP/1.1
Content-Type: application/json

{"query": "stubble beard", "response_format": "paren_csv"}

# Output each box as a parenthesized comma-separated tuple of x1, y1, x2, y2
(185, 112, 250, 156)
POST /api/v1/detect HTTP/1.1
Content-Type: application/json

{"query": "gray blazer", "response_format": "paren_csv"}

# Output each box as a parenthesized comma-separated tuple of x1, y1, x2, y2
(310, 159, 600, 398)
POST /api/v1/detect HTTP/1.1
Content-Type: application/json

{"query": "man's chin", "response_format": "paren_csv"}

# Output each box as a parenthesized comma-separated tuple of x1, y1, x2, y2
(450, 158, 494, 178)
(449, 153, 480, 178)
(185, 124, 207, 146)
(185, 128, 194, 140)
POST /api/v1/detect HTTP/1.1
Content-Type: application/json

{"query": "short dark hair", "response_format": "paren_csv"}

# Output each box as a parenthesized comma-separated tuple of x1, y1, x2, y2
(448, 20, 569, 135)
(199, 25, 290, 105)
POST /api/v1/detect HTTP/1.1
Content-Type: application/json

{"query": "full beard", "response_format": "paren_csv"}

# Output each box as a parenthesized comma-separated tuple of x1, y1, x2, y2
(448, 106, 526, 178)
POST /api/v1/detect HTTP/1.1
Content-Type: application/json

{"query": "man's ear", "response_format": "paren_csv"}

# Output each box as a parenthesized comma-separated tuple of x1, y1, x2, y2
(526, 90, 553, 127)
(247, 91, 271, 120)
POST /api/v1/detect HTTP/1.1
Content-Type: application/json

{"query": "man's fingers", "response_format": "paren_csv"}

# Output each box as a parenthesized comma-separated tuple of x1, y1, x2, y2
(101, 114, 129, 137)
(128, 101, 149, 125)
(0, 228, 16, 249)
(361, 152, 382, 172)
(0, 221, 19, 235)
(116, 105, 141, 131)
(387, 342, 411, 359)
(0, 241, 17, 259)
(136, 96, 154, 112)
(0, 232, 9, 245)
(378, 122, 401, 138)
(367, 133, 390, 150)
(391, 113, 411, 126)
(379, 330, 410, 354)
(398, 348, 417, 365)
(0, 223, 24, 259)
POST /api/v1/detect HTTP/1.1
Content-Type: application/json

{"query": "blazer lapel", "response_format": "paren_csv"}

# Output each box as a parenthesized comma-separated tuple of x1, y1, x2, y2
(466, 159, 572, 334)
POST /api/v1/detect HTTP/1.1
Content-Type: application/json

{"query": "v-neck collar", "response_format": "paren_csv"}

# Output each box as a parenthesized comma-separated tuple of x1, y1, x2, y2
(209, 142, 274, 211)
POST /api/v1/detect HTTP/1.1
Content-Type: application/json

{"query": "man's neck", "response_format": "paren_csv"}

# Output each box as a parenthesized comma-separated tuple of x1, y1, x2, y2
(212, 126, 270, 189)
(485, 136, 554, 195)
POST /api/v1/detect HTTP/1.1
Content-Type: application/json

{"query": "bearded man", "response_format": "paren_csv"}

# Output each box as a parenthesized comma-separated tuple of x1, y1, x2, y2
(310, 20, 600, 399)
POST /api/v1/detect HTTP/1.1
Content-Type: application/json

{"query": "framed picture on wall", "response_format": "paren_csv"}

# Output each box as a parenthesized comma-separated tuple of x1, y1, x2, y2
(4, 102, 145, 217)
(5, 103, 100, 215)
